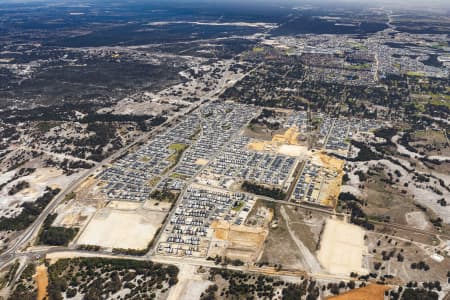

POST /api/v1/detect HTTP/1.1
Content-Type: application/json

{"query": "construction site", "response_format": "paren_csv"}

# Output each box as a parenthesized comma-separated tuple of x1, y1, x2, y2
(42, 104, 387, 277)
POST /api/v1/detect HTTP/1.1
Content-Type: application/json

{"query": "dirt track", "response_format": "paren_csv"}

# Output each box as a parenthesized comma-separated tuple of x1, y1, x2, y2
(34, 264, 48, 300)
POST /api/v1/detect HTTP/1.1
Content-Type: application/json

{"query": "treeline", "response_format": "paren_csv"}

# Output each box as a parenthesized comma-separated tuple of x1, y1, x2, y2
(150, 189, 178, 202)
(7, 180, 30, 196)
(38, 214, 78, 246)
(350, 141, 382, 161)
(8, 263, 37, 300)
(241, 181, 286, 200)
(0, 167, 35, 191)
(0, 187, 60, 231)
(337, 192, 374, 230)
(249, 109, 281, 130)
(44, 158, 94, 175)
(374, 127, 397, 142)
(43, 258, 178, 300)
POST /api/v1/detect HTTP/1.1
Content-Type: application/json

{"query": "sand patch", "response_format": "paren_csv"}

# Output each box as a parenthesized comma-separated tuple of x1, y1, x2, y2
(317, 218, 368, 275)
(247, 126, 302, 154)
(278, 145, 310, 157)
(313, 152, 345, 171)
(326, 284, 391, 300)
(167, 264, 212, 300)
(272, 126, 300, 144)
(247, 141, 268, 151)
(34, 264, 48, 300)
(77, 207, 166, 249)
(107, 200, 142, 210)
(313, 152, 345, 208)
(195, 158, 209, 165)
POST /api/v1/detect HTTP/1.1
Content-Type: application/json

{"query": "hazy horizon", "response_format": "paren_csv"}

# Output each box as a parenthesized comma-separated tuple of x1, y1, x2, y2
(1, 0, 450, 10)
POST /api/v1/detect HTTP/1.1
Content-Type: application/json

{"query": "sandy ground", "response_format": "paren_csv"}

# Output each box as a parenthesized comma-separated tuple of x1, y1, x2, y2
(167, 265, 212, 300)
(326, 284, 391, 300)
(340, 184, 365, 199)
(405, 211, 430, 231)
(195, 158, 209, 165)
(107, 200, 141, 210)
(209, 220, 268, 262)
(247, 126, 305, 155)
(77, 207, 166, 249)
(0, 167, 79, 217)
(310, 152, 345, 208)
(34, 264, 48, 300)
(277, 145, 310, 157)
(317, 218, 368, 275)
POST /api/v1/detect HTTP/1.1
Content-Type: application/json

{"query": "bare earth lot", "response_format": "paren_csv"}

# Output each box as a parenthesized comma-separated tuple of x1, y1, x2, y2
(317, 218, 368, 275)
(76, 206, 166, 249)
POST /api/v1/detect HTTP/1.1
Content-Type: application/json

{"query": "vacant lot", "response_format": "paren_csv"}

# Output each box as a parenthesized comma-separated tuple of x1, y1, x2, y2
(259, 202, 325, 272)
(209, 219, 268, 262)
(317, 218, 368, 275)
(77, 206, 166, 249)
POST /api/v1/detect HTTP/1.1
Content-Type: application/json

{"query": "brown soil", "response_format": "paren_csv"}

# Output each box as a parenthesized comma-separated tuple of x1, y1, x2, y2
(326, 284, 391, 300)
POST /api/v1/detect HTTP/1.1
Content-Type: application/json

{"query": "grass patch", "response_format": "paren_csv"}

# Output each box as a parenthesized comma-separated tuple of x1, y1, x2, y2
(407, 71, 425, 77)
(231, 201, 244, 211)
(347, 62, 371, 70)
(412, 93, 450, 110)
(64, 191, 76, 202)
(167, 143, 188, 164)
(140, 156, 151, 163)
(170, 173, 189, 180)
(147, 176, 161, 187)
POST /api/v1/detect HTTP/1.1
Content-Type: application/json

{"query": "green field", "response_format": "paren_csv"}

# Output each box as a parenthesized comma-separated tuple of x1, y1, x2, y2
(167, 143, 188, 164)
(406, 71, 426, 77)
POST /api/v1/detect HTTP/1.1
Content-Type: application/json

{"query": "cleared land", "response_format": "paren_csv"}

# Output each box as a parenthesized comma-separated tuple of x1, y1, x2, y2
(247, 126, 302, 154)
(77, 206, 166, 249)
(167, 265, 212, 300)
(209, 220, 268, 262)
(317, 218, 368, 275)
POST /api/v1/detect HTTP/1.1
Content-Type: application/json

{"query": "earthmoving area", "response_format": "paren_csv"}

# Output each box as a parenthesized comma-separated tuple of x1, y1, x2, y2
(245, 123, 345, 208)
(290, 151, 345, 208)
(247, 126, 305, 153)
(208, 219, 269, 262)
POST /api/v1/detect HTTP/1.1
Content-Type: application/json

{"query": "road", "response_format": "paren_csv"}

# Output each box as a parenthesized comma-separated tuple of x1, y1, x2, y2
(0, 101, 199, 270)
(0, 60, 256, 272)
(3, 57, 448, 297)
(9, 247, 358, 283)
